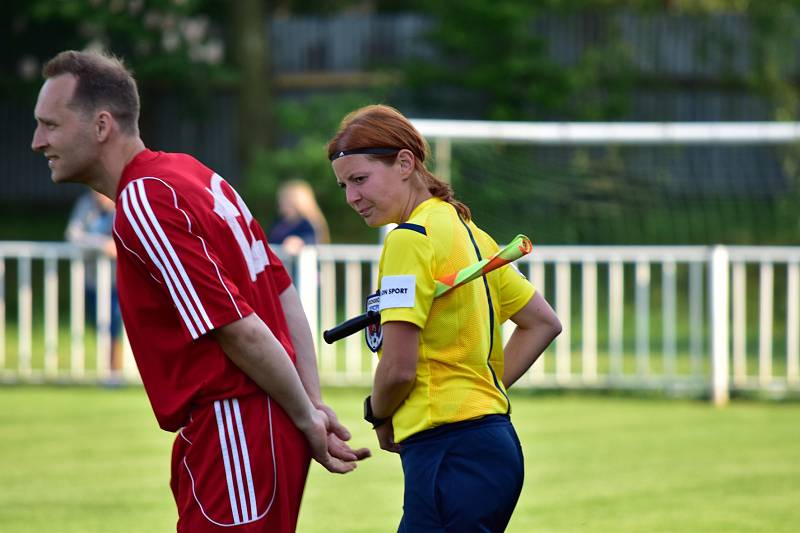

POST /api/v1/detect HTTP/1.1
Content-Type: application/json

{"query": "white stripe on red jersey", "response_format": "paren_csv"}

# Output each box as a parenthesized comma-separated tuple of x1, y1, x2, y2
(120, 181, 204, 338)
(133, 179, 215, 333)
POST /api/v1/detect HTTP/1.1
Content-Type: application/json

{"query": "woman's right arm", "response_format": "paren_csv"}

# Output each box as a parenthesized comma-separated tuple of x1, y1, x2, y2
(370, 321, 420, 419)
(502, 291, 562, 388)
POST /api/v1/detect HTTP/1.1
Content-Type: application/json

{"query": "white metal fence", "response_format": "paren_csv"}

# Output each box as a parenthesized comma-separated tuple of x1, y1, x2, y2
(0, 241, 134, 384)
(5, 240, 798, 403)
(296, 243, 800, 404)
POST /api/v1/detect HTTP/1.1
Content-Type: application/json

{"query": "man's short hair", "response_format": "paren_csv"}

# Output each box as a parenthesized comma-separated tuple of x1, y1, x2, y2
(42, 50, 140, 135)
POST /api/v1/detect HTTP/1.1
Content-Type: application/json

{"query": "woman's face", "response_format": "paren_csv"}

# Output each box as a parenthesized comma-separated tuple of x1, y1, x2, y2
(332, 151, 414, 227)
(277, 189, 298, 219)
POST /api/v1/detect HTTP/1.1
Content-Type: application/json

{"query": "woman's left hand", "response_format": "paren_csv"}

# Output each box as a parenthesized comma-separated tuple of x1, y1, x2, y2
(375, 421, 400, 453)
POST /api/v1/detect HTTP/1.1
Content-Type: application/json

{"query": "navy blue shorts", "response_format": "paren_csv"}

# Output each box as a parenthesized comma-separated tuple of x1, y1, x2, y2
(398, 414, 524, 533)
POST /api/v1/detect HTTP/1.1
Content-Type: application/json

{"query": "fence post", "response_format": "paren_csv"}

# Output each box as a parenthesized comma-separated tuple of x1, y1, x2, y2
(433, 138, 452, 183)
(0, 256, 5, 370)
(70, 254, 85, 379)
(96, 254, 113, 379)
(18, 256, 32, 378)
(709, 245, 730, 406)
(296, 247, 319, 350)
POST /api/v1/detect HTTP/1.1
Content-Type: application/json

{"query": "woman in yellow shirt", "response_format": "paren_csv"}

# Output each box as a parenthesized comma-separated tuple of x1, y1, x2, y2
(328, 105, 561, 532)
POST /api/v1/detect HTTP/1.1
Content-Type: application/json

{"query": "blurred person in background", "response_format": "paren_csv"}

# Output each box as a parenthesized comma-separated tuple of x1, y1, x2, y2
(268, 179, 330, 255)
(328, 104, 561, 533)
(32, 49, 368, 532)
(65, 189, 123, 379)
(268, 179, 330, 283)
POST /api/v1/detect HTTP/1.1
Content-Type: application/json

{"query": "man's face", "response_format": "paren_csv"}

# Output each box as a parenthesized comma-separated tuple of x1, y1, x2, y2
(31, 74, 99, 185)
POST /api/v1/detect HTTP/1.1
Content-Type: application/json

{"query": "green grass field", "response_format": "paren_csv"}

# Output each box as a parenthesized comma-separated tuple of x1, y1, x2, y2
(0, 386, 798, 532)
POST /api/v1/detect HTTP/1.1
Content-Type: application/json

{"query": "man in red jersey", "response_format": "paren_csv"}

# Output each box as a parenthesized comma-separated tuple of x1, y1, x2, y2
(32, 49, 369, 532)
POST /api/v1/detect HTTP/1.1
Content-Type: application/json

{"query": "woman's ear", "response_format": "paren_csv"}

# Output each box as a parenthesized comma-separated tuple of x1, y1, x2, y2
(396, 149, 415, 176)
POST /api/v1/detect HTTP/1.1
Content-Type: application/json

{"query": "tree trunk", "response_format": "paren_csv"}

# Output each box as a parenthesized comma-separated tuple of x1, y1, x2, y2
(231, 0, 273, 172)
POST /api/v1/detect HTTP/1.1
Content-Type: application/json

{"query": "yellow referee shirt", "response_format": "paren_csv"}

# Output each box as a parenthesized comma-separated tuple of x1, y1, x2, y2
(377, 197, 535, 442)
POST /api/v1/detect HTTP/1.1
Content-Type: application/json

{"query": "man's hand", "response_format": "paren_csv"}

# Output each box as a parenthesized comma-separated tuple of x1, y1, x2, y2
(375, 421, 400, 454)
(315, 403, 371, 462)
(316, 403, 351, 441)
(302, 408, 361, 474)
(328, 433, 371, 462)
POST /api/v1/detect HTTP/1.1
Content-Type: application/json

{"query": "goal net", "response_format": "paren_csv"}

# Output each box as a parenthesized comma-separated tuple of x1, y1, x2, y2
(411, 121, 800, 245)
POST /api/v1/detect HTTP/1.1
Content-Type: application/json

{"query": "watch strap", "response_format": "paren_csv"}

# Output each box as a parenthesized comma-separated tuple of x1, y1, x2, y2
(363, 395, 389, 429)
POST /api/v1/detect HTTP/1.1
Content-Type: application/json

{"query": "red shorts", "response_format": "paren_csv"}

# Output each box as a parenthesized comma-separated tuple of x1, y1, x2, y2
(170, 394, 311, 532)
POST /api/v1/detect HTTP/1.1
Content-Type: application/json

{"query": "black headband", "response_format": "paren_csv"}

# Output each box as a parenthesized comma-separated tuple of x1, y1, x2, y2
(329, 147, 399, 161)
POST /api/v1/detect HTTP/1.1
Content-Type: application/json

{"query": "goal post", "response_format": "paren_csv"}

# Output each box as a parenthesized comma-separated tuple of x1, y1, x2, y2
(412, 119, 800, 146)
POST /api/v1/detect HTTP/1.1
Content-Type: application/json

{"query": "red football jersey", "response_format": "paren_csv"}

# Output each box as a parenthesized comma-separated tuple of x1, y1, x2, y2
(113, 149, 295, 431)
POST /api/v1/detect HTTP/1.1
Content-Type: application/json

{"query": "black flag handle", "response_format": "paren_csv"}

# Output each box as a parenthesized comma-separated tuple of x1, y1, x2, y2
(322, 310, 381, 344)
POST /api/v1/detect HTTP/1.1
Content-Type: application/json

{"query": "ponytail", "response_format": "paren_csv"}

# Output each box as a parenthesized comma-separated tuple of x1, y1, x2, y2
(417, 167, 472, 222)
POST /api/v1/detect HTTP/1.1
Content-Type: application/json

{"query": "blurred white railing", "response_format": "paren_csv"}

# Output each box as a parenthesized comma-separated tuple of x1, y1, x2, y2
(293, 243, 800, 403)
(2, 241, 800, 403)
(0, 241, 136, 384)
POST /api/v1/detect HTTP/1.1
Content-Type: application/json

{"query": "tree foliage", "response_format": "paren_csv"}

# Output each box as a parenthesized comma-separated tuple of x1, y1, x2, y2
(244, 92, 385, 242)
(394, 1, 639, 121)
(2, 0, 231, 104)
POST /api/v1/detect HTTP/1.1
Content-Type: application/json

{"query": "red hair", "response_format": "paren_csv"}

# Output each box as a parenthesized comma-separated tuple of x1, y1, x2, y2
(327, 105, 471, 221)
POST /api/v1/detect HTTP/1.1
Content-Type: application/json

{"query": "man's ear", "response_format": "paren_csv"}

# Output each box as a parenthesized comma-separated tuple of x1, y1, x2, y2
(95, 111, 113, 142)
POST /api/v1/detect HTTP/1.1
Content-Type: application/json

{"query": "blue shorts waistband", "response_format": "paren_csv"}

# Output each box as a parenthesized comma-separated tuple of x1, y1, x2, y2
(401, 414, 510, 445)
